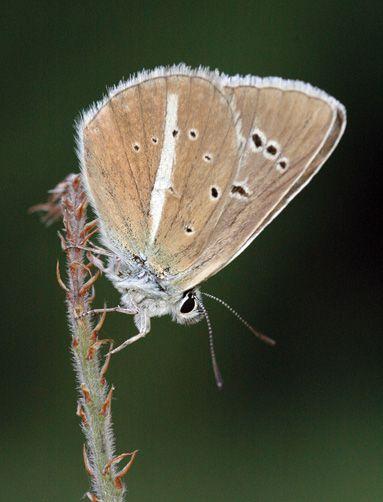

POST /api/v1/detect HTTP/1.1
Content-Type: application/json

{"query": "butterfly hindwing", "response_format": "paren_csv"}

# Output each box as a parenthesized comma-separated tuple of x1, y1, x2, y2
(79, 77, 168, 256)
(151, 76, 241, 275)
(79, 69, 241, 274)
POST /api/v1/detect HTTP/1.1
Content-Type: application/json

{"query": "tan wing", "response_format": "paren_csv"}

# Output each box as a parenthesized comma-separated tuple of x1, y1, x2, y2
(150, 78, 241, 275)
(170, 77, 346, 291)
(77, 66, 346, 292)
(77, 67, 241, 272)
(79, 75, 169, 257)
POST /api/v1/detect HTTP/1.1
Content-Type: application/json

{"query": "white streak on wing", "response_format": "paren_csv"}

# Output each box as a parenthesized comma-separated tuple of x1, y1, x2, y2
(149, 93, 179, 244)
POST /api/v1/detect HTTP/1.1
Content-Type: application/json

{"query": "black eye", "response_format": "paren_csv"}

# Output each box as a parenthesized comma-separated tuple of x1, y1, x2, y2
(180, 295, 196, 314)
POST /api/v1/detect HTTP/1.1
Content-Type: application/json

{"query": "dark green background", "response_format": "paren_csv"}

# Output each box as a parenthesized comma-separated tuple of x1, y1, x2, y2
(2, 1, 382, 500)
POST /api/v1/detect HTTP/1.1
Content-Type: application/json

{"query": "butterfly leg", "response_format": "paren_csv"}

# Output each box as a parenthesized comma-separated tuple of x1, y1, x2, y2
(77, 304, 138, 319)
(109, 330, 148, 354)
(109, 311, 151, 355)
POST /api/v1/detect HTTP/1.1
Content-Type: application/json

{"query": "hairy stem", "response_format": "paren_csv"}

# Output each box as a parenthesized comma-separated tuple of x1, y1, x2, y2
(32, 173, 141, 502)
(31, 174, 138, 499)
(61, 175, 124, 501)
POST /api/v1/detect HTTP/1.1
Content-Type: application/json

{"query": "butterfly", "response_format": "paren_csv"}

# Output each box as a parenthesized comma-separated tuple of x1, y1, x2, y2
(76, 64, 346, 386)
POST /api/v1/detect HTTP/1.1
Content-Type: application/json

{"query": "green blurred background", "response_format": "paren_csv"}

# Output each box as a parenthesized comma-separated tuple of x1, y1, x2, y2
(2, 1, 382, 500)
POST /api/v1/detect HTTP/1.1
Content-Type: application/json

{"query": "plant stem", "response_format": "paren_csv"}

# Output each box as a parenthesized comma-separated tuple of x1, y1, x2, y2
(31, 174, 137, 500)
(59, 175, 126, 501)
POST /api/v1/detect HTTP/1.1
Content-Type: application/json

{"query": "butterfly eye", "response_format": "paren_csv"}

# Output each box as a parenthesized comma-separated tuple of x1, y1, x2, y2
(180, 295, 196, 314)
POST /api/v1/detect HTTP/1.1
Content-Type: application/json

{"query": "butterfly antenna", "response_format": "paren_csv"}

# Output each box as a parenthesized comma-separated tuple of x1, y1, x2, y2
(196, 297, 224, 390)
(201, 292, 276, 347)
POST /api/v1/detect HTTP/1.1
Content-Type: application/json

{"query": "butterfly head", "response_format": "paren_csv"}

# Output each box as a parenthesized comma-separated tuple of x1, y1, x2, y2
(170, 289, 204, 325)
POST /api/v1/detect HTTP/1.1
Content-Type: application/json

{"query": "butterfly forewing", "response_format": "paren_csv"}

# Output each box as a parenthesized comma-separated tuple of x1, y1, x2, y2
(78, 66, 345, 292)
(250, 104, 346, 244)
(169, 79, 346, 290)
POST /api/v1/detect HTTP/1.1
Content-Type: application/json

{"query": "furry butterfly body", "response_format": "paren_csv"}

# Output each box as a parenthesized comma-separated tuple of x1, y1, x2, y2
(76, 64, 346, 345)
